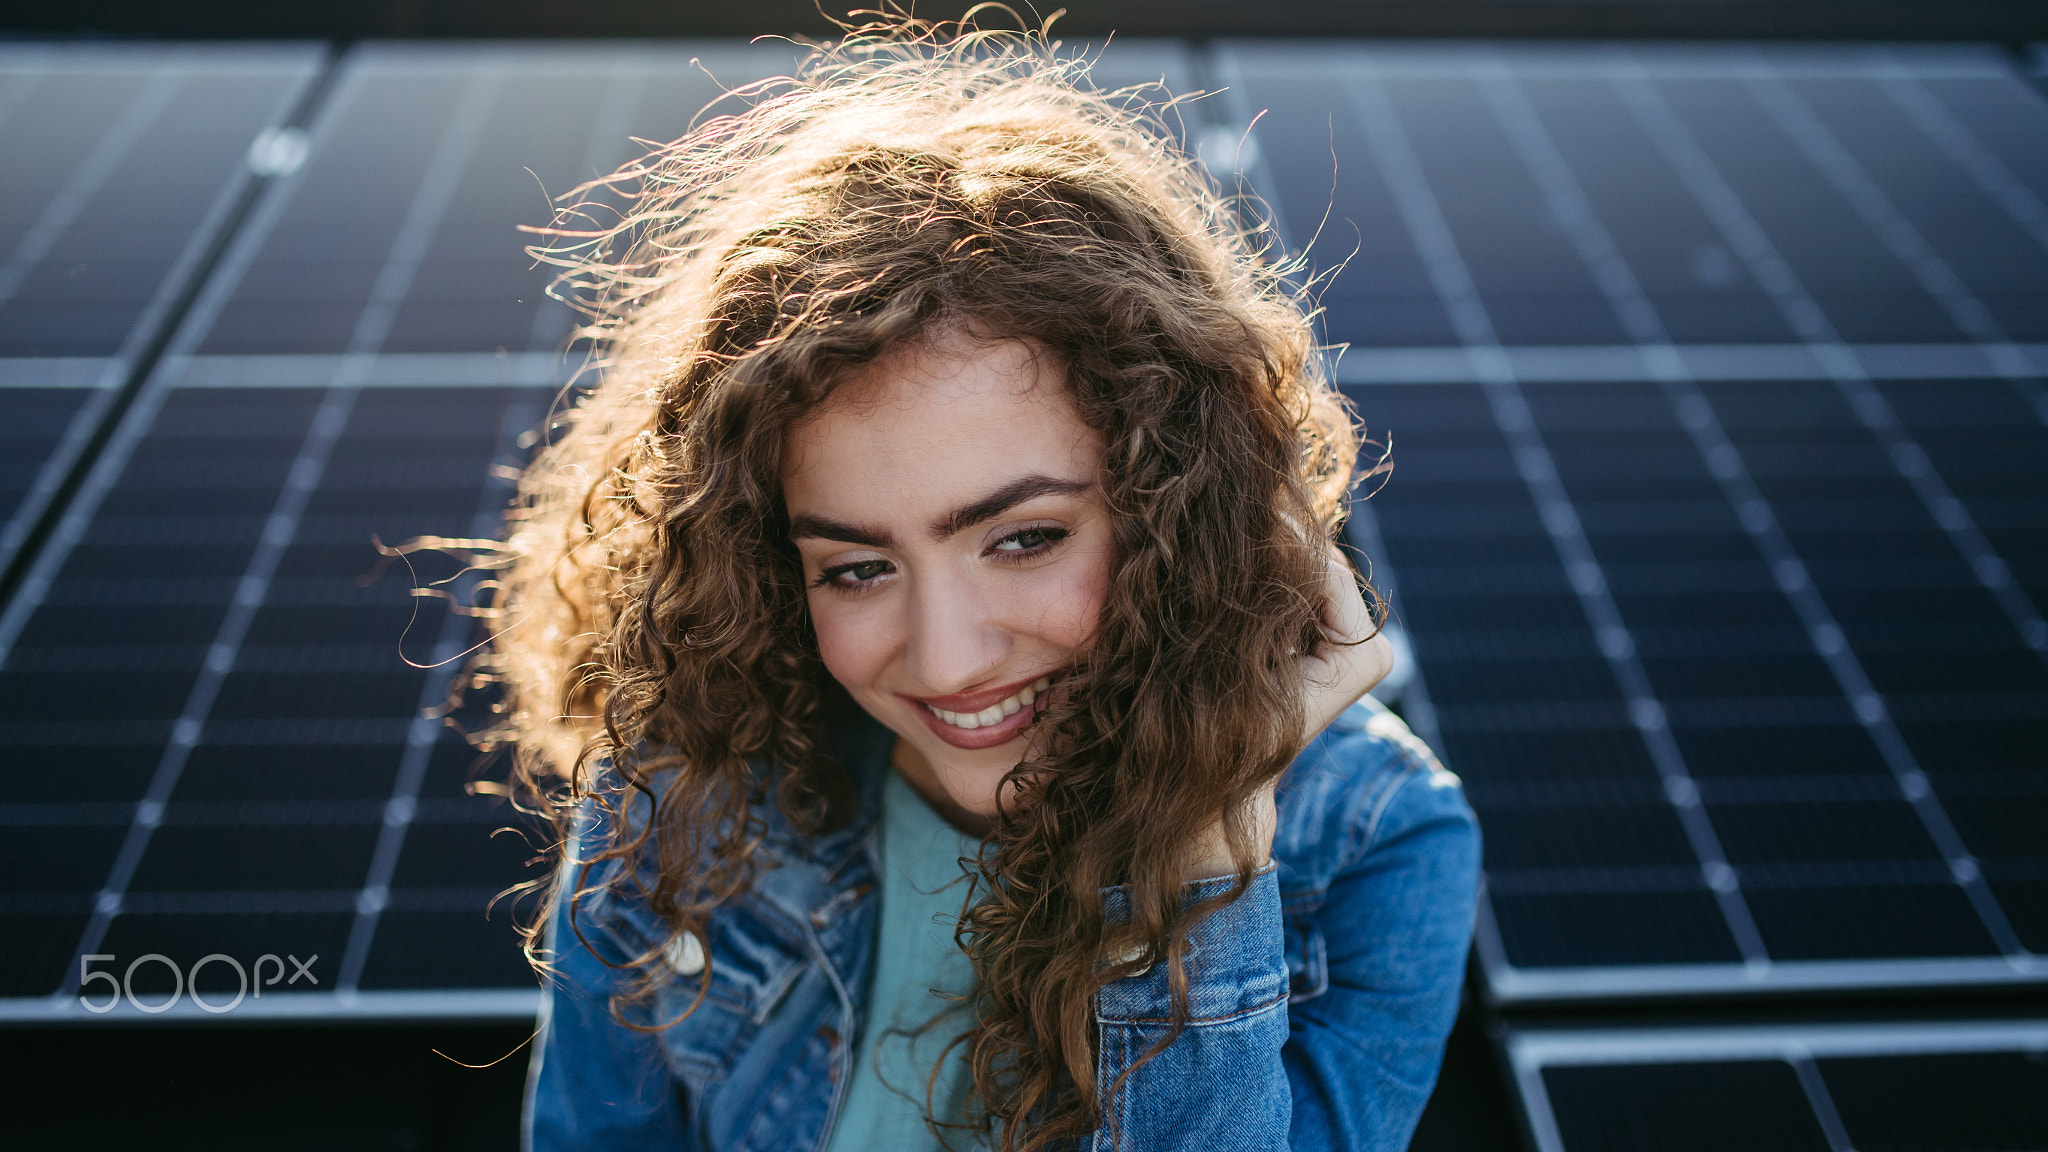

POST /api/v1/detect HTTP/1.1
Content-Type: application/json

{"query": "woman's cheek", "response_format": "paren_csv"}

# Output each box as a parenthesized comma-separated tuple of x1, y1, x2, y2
(808, 594, 886, 697)
(1039, 547, 1112, 651)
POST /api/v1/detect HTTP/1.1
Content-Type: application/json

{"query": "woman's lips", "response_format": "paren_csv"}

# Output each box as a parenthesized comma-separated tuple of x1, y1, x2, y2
(902, 674, 1055, 751)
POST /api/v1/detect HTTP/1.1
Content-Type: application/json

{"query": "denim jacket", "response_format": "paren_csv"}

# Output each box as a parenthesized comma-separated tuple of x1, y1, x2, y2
(524, 697, 1480, 1152)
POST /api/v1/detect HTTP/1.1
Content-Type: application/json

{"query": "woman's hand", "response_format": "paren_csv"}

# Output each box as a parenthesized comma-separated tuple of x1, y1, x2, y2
(1297, 542, 1395, 747)
(1179, 543, 1394, 881)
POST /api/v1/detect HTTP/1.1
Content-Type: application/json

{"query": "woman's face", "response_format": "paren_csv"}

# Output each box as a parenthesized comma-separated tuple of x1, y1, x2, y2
(782, 334, 1112, 825)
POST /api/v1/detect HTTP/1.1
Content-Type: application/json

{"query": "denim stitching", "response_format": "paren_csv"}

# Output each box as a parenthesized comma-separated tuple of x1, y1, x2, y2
(1095, 986, 1289, 1028)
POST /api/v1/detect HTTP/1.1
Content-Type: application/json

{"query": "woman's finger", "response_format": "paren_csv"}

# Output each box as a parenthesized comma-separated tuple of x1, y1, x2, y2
(1299, 544, 1393, 744)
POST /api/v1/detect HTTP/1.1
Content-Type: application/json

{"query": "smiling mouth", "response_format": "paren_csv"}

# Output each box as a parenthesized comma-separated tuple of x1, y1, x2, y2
(922, 676, 1052, 730)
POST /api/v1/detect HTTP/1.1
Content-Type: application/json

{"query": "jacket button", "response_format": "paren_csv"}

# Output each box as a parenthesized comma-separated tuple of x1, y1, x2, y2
(1107, 943, 1151, 976)
(665, 932, 706, 977)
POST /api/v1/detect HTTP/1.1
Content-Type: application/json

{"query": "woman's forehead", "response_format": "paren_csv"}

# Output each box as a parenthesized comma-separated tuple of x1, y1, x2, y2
(829, 330, 1053, 411)
(781, 336, 1104, 515)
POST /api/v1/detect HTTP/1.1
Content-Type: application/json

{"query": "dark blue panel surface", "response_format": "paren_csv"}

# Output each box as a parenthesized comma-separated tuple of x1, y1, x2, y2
(1543, 1059, 1832, 1152)
(0, 45, 320, 574)
(1230, 43, 2048, 993)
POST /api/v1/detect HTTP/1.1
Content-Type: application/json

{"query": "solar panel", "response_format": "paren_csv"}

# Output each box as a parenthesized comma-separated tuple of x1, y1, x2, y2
(1216, 41, 2048, 1001)
(0, 41, 821, 1019)
(0, 43, 321, 576)
(1, 33, 2040, 1082)
(1504, 1019, 2048, 1152)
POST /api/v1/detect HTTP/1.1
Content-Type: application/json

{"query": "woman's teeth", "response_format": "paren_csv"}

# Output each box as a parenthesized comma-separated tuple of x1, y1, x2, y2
(925, 677, 1051, 730)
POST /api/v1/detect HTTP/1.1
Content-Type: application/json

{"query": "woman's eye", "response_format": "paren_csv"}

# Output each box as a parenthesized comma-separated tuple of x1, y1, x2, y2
(815, 559, 892, 589)
(992, 527, 1067, 555)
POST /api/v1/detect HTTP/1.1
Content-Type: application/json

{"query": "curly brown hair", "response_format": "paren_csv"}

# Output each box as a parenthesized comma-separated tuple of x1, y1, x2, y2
(486, 18, 1361, 1151)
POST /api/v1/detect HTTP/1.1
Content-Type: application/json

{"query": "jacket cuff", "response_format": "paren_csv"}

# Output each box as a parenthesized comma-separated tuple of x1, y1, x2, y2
(1096, 865, 1290, 1024)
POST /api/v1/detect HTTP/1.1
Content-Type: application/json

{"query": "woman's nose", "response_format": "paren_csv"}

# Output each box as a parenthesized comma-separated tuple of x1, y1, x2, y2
(903, 567, 1010, 693)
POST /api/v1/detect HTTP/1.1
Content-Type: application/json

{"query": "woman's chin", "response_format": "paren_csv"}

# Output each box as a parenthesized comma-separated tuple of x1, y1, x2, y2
(916, 754, 1018, 822)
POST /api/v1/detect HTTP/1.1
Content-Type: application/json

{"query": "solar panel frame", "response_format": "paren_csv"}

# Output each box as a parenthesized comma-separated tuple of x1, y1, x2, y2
(1216, 40, 2048, 1003)
(1503, 1018, 2048, 1152)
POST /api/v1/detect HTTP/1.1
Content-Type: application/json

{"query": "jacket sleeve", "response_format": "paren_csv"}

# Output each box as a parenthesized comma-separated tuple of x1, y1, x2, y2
(524, 857, 696, 1152)
(1089, 734, 1481, 1151)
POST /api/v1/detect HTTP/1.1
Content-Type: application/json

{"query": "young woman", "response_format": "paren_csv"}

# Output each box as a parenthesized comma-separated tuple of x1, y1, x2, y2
(490, 24, 1479, 1152)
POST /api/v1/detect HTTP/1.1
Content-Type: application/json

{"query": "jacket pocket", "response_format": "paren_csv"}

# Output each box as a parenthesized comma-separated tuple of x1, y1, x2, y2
(584, 885, 813, 1085)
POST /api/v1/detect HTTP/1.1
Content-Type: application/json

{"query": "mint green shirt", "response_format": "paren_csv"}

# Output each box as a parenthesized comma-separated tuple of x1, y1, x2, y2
(823, 768, 984, 1152)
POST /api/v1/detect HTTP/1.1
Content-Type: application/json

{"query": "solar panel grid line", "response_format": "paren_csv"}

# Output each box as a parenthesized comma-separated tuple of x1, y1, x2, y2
(170, 351, 568, 388)
(1483, 863, 1720, 896)
(1510, 1018, 2048, 1064)
(1237, 42, 2024, 83)
(334, 391, 542, 994)
(1339, 64, 1773, 966)
(98, 890, 362, 915)
(1738, 63, 2048, 653)
(1788, 1053, 1860, 1152)
(0, 986, 541, 1025)
(1330, 341, 2048, 386)
(0, 358, 124, 387)
(1606, 62, 2034, 961)
(39, 56, 507, 1001)
(1509, 1044, 1569, 1152)
(1517, 956, 2040, 1003)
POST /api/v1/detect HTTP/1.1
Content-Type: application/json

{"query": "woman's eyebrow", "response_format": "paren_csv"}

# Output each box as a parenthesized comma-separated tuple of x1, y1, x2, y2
(788, 514, 895, 548)
(787, 475, 1090, 548)
(930, 475, 1091, 541)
